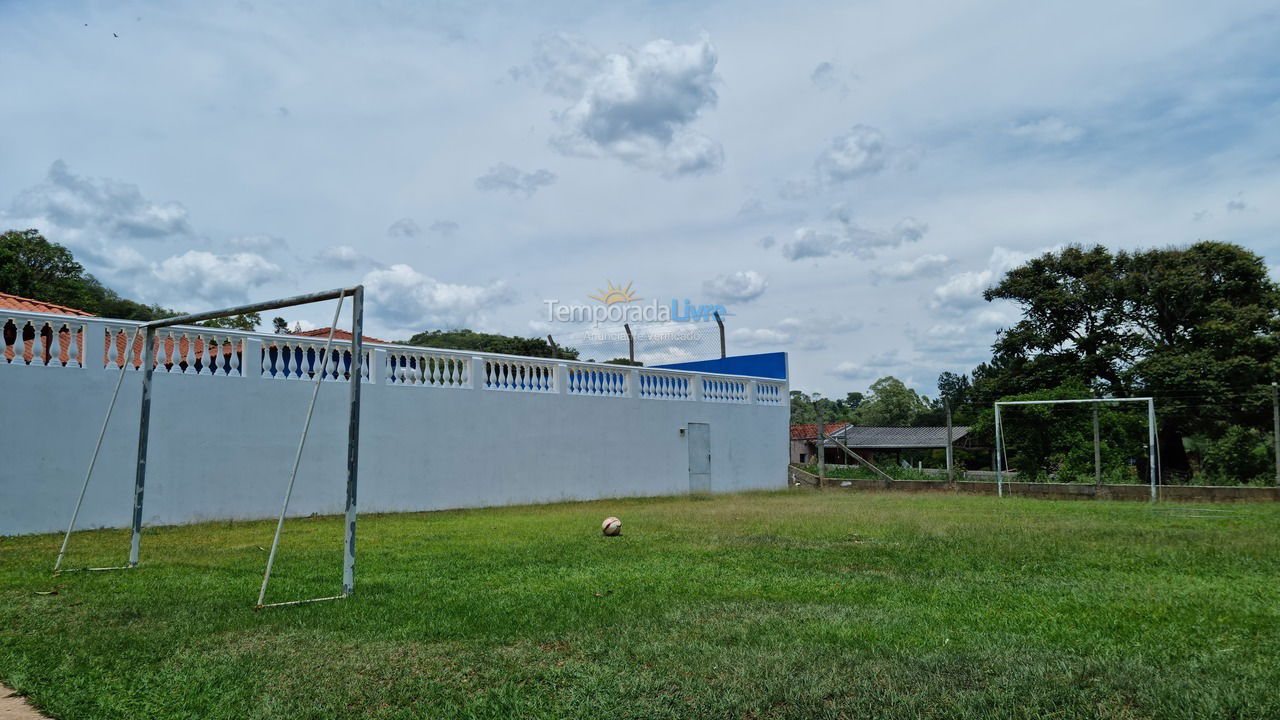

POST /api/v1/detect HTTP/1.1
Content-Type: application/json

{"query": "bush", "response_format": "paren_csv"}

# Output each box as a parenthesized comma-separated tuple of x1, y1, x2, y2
(1201, 425, 1272, 484)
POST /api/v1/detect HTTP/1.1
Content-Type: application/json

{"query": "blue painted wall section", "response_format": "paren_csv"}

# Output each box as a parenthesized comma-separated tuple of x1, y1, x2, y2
(656, 352, 788, 380)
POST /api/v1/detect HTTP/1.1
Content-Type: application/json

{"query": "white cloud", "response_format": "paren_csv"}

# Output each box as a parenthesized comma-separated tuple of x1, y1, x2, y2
(730, 315, 862, 351)
(151, 250, 281, 305)
(831, 350, 906, 381)
(475, 163, 558, 196)
(877, 254, 951, 282)
(428, 220, 460, 237)
(703, 270, 768, 303)
(10, 161, 193, 240)
(315, 244, 380, 269)
(932, 247, 1035, 311)
(387, 218, 421, 237)
(781, 211, 928, 261)
(362, 263, 516, 333)
(536, 34, 724, 176)
(1010, 116, 1085, 145)
(810, 61, 852, 95)
(228, 234, 288, 253)
(815, 125, 887, 183)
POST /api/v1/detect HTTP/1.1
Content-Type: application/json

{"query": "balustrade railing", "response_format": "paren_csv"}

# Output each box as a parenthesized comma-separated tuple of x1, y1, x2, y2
(483, 357, 556, 392)
(1, 309, 786, 405)
(637, 370, 693, 400)
(756, 381, 784, 405)
(703, 377, 750, 403)
(565, 365, 629, 397)
(385, 349, 470, 388)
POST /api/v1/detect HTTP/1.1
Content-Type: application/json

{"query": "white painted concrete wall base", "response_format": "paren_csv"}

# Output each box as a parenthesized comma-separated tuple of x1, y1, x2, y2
(0, 310, 789, 536)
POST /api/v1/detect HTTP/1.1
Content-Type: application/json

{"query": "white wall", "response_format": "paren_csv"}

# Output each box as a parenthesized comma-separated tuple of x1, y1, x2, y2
(0, 311, 789, 536)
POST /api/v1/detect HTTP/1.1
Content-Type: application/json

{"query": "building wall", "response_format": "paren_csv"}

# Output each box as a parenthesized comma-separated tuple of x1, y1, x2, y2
(0, 311, 789, 536)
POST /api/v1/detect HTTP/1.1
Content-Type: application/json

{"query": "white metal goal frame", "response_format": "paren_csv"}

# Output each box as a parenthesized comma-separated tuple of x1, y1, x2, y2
(993, 397, 1157, 500)
(52, 286, 365, 609)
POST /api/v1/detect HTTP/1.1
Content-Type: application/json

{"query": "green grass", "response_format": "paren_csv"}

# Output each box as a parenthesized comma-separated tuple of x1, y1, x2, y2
(2, 491, 1279, 719)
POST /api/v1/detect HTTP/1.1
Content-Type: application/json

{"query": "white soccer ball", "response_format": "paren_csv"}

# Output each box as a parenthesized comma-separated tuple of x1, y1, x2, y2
(602, 516, 622, 536)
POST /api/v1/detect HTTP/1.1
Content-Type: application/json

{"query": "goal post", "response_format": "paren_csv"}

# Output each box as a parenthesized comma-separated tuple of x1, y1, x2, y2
(993, 397, 1157, 501)
(54, 285, 365, 608)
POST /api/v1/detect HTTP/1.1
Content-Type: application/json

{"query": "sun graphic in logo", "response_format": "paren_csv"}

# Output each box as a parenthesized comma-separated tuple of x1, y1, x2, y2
(589, 280, 641, 305)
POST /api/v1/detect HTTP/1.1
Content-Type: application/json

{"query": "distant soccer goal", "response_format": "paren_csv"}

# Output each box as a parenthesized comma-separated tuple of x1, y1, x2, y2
(53, 286, 365, 609)
(993, 397, 1158, 500)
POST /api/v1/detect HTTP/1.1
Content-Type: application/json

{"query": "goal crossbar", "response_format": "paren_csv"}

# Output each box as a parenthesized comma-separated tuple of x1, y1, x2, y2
(993, 397, 1157, 500)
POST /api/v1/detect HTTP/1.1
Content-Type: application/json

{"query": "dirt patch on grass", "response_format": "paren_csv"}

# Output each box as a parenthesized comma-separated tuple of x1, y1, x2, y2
(0, 685, 46, 719)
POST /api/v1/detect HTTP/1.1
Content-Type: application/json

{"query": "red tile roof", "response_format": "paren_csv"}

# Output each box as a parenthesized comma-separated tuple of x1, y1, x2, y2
(291, 327, 391, 345)
(1, 292, 94, 365)
(0, 291, 94, 316)
(790, 423, 850, 440)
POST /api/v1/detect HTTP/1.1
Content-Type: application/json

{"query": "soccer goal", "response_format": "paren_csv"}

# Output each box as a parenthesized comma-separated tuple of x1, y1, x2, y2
(52, 286, 365, 609)
(993, 397, 1158, 500)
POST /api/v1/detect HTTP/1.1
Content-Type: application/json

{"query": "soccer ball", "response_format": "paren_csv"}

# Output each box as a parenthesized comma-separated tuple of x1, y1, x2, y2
(602, 516, 622, 536)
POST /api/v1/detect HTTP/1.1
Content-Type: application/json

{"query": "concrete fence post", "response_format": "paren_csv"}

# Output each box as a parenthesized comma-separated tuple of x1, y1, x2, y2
(471, 356, 487, 391)
(628, 368, 640, 398)
(82, 320, 106, 370)
(369, 347, 385, 385)
(243, 337, 263, 379)
(555, 363, 569, 394)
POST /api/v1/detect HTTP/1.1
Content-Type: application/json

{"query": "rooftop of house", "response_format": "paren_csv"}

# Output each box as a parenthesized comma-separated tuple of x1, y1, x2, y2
(789, 422, 851, 440)
(0, 291, 95, 317)
(829, 425, 972, 449)
(289, 328, 392, 345)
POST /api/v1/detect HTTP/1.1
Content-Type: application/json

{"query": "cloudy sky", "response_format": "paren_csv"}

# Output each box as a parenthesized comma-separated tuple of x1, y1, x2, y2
(2, 1, 1277, 396)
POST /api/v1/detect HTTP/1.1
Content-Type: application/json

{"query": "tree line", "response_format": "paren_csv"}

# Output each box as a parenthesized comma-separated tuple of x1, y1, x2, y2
(795, 241, 1280, 484)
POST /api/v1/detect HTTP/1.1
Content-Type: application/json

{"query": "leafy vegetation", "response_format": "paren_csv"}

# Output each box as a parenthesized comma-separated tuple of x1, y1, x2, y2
(793, 242, 1280, 484)
(405, 328, 578, 359)
(971, 241, 1280, 480)
(1, 229, 260, 330)
(2, 492, 1277, 719)
(0, 229, 174, 321)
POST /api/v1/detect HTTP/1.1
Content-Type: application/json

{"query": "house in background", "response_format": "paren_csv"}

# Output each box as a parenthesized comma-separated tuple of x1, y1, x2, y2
(0, 291, 94, 364)
(827, 425, 971, 467)
(790, 422, 974, 467)
(789, 422, 850, 464)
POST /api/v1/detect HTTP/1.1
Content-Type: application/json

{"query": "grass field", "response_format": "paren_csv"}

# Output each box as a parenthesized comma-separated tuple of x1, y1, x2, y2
(2, 491, 1279, 719)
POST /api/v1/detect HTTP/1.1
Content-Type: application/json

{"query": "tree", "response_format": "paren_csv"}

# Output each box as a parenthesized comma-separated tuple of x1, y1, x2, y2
(272, 317, 290, 334)
(977, 241, 1280, 478)
(199, 313, 261, 331)
(984, 244, 1132, 396)
(1, 229, 174, 320)
(603, 357, 643, 366)
(844, 392, 864, 414)
(936, 372, 972, 409)
(0, 229, 85, 307)
(852, 376, 929, 426)
(405, 329, 578, 360)
(789, 390, 849, 425)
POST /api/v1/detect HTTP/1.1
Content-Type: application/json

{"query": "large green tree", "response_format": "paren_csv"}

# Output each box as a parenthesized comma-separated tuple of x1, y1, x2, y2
(976, 241, 1280, 476)
(852, 376, 930, 427)
(0, 229, 174, 321)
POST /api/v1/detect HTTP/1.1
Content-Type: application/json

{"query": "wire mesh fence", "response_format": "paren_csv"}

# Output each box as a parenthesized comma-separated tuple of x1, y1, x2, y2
(548, 322, 725, 366)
